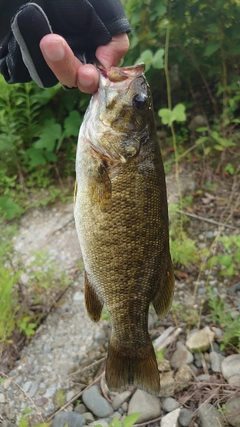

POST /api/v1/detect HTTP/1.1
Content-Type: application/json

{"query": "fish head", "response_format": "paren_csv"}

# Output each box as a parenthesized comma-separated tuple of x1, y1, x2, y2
(83, 63, 153, 164)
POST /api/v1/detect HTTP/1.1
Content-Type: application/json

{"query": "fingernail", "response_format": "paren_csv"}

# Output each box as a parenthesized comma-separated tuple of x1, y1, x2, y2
(42, 39, 65, 61)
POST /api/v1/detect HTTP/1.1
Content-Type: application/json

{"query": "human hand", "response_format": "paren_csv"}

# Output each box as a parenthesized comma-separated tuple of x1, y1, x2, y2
(0, 0, 130, 88)
(40, 32, 130, 93)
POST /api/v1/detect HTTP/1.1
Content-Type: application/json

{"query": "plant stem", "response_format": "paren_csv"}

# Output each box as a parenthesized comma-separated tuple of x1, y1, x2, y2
(164, 20, 183, 236)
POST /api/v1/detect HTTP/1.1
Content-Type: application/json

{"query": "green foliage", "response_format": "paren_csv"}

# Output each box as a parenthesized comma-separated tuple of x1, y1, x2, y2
(168, 203, 199, 268)
(208, 234, 240, 277)
(207, 287, 240, 349)
(159, 104, 186, 126)
(0, 75, 87, 218)
(0, 265, 21, 343)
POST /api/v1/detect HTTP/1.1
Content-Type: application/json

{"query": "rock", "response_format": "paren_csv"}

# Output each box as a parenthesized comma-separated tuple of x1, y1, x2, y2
(52, 411, 86, 427)
(175, 365, 193, 392)
(225, 397, 240, 426)
(158, 359, 171, 372)
(198, 403, 224, 427)
(112, 390, 132, 410)
(82, 385, 113, 418)
(0, 393, 6, 403)
(28, 381, 39, 398)
(160, 408, 180, 427)
(209, 351, 225, 373)
(128, 389, 161, 423)
(161, 397, 180, 413)
(160, 371, 175, 397)
(74, 403, 87, 414)
(170, 342, 194, 368)
(82, 412, 95, 423)
(186, 327, 215, 352)
(221, 354, 240, 386)
(178, 408, 193, 426)
(188, 115, 207, 131)
(1, 422, 16, 427)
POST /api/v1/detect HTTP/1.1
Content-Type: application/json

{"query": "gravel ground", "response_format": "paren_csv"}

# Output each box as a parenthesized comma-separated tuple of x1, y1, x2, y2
(0, 172, 239, 427)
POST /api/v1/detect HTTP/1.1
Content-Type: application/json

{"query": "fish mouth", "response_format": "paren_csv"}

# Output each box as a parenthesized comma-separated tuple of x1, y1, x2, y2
(99, 63, 145, 83)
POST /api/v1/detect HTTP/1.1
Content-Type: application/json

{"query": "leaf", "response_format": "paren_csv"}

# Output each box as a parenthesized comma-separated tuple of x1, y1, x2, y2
(123, 412, 141, 427)
(64, 110, 82, 137)
(0, 196, 23, 220)
(158, 108, 174, 126)
(135, 50, 153, 71)
(152, 49, 165, 69)
(25, 148, 47, 168)
(172, 103, 186, 122)
(34, 119, 62, 151)
(205, 42, 221, 57)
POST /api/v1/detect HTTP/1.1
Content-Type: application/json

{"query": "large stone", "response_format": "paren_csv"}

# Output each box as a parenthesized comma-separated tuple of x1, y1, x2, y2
(225, 397, 240, 426)
(82, 385, 113, 418)
(221, 354, 240, 386)
(128, 389, 161, 423)
(52, 411, 86, 427)
(160, 408, 180, 427)
(170, 342, 194, 368)
(198, 403, 224, 427)
(186, 327, 215, 352)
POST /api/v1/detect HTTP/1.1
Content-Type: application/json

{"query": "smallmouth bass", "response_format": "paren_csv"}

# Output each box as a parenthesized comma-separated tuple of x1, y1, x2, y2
(74, 63, 174, 395)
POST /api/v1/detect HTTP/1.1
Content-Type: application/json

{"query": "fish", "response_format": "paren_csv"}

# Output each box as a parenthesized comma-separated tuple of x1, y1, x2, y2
(74, 63, 174, 395)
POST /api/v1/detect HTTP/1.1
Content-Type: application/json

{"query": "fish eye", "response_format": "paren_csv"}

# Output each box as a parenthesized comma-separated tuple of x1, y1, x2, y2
(132, 93, 148, 110)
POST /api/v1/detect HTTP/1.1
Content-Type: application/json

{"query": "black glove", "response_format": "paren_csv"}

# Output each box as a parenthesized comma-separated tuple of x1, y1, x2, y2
(0, 0, 131, 87)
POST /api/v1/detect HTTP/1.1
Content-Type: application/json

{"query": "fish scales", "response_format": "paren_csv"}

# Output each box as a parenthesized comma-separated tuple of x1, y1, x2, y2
(74, 63, 174, 395)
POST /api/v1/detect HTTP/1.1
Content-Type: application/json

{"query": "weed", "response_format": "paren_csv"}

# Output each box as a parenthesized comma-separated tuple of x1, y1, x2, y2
(207, 287, 240, 350)
(208, 234, 240, 277)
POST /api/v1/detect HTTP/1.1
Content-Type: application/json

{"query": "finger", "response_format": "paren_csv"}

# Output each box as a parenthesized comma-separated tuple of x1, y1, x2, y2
(40, 34, 99, 92)
(95, 33, 129, 69)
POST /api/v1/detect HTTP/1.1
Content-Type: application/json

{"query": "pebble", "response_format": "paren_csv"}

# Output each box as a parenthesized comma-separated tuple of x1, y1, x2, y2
(52, 411, 86, 427)
(0, 393, 6, 403)
(209, 351, 225, 372)
(221, 354, 240, 386)
(74, 403, 87, 414)
(175, 365, 193, 392)
(161, 397, 180, 413)
(128, 389, 161, 423)
(28, 381, 39, 398)
(160, 408, 180, 427)
(82, 385, 114, 418)
(112, 390, 132, 410)
(160, 371, 175, 397)
(198, 403, 224, 427)
(170, 342, 194, 368)
(186, 327, 215, 352)
(178, 408, 193, 426)
(82, 412, 95, 423)
(225, 397, 240, 426)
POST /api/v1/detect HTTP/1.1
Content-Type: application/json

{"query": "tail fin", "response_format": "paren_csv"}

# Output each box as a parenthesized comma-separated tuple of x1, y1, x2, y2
(105, 341, 160, 395)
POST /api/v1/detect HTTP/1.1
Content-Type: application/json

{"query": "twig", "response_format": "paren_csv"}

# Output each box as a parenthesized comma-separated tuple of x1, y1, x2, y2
(154, 327, 182, 351)
(177, 210, 238, 230)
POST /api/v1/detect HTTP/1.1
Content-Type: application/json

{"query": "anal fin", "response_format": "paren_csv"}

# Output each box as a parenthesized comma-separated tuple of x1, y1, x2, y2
(84, 271, 103, 322)
(152, 258, 175, 318)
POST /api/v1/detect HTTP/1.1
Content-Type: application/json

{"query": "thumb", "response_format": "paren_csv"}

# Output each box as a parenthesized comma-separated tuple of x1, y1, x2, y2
(95, 33, 129, 69)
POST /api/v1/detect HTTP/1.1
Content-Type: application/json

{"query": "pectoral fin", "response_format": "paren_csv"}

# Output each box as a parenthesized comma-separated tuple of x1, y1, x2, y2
(84, 271, 103, 322)
(152, 259, 175, 318)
